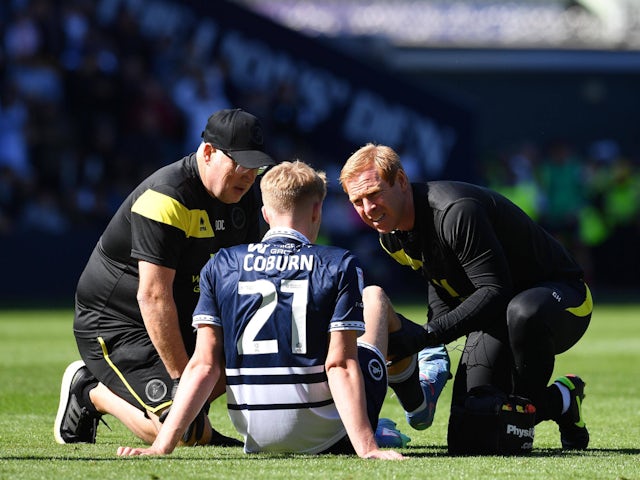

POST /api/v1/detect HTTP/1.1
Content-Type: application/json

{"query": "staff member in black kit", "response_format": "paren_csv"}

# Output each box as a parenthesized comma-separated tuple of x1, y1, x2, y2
(339, 143, 593, 452)
(55, 108, 276, 447)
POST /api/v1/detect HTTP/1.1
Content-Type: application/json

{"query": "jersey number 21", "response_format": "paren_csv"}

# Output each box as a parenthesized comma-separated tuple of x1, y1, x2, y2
(237, 279, 308, 355)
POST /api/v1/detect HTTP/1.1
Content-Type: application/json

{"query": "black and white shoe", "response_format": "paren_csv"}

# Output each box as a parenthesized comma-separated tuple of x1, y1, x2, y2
(54, 360, 101, 444)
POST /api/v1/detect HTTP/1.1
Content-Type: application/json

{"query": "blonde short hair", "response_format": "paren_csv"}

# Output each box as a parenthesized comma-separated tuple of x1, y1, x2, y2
(339, 143, 404, 192)
(261, 160, 327, 213)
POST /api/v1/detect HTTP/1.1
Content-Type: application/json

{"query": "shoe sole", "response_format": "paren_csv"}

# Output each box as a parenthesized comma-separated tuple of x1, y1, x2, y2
(53, 360, 87, 444)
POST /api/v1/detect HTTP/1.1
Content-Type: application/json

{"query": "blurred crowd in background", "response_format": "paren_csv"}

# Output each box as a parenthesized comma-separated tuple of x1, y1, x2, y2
(1, 0, 639, 292)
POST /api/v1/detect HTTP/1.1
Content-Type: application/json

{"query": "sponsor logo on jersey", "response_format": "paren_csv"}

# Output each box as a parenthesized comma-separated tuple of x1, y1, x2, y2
(214, 219, 225, 231)
(243, 253, 314, 272)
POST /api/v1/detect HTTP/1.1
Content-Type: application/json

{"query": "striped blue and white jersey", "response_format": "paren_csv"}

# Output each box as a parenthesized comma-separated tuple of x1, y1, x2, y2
(192, 227, 366, 454)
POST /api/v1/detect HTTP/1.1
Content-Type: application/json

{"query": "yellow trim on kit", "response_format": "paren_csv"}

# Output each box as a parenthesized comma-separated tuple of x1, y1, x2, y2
(131, 189, 214, 238)
(433, 278, 460, 298)
(565, 283, 593, 318)
(380, 241, 423, 270)
(97, 336, 172, 414)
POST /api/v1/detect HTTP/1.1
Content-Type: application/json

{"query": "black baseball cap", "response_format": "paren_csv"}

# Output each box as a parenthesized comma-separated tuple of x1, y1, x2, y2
(201, 108, 276, 169)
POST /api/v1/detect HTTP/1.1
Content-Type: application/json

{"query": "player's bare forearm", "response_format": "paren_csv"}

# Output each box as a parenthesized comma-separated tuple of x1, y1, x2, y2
(326, 331, 378, 457)
(140, 299, 189, 378)
(137, 261, 189, 378)
(327, 361, 404, 460)
(117, 355, 220, 457)
(327, 361, 376, 453)
(116, 407, 185, 456)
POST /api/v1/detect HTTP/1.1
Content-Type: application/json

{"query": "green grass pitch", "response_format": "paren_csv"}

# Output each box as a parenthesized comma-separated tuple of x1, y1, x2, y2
(0, 303, 638, 479)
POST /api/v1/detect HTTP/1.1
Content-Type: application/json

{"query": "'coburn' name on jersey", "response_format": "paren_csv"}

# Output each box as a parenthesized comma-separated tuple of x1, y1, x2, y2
(243, 251, 314, 272)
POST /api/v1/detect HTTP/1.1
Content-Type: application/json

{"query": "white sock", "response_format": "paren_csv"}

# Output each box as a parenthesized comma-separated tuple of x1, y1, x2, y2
(555, 382, 571, 414)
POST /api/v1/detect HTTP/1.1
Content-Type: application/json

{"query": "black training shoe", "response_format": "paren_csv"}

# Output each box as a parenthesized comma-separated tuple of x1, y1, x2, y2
(209, 428, 243, 447)
(54, 360, 101, 444)
(554, 374, 589, 450)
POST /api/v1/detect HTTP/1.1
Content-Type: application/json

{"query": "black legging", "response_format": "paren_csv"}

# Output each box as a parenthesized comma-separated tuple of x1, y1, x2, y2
(451, 279, 591, 421)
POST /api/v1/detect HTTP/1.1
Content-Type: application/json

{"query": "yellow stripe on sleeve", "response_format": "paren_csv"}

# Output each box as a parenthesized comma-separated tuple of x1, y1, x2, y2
(131, 189, 214, 238)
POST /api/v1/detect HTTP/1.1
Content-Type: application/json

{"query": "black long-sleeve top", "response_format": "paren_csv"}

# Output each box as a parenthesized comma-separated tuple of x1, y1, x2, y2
(380, 181, 583, 344)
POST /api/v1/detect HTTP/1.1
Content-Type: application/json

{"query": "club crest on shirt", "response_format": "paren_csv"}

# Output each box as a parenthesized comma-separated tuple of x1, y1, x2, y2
(231, 207, 247, 229)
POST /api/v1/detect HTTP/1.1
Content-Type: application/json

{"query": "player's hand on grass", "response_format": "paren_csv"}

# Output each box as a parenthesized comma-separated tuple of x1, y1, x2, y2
(362, 448, 406, 460)
(117, 445, 166, 456)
